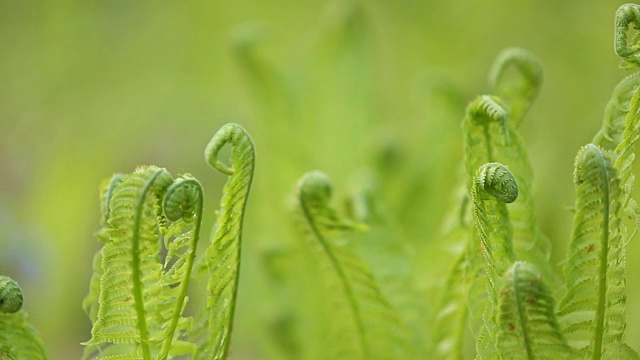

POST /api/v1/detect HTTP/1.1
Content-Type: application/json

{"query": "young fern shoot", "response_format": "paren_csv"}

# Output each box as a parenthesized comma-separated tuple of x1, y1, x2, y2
(198, 123, 255, 360)
(82, 123, 255, 360)
(0, 276, 47, 360)
(83, 166, 203, 360)
(295, 170, 406, 360)
(471, 164, 569, 359)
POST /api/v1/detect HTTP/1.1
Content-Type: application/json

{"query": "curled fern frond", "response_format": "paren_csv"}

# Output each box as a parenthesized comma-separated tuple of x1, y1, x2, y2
(475, 163, 518, 204)
(615, 3, 640, 68)
(198, 123, 255, 360)
(496, 261, 572, 359)
(84, 167, 203, 360)
(295, 170, 406, 360)
(467, 95, 509, 128)
(0, 276, 23, 314)
(463, 95, 510, 179)
(471, 163, 518, 359)
(558, 144, 631, 358)
(0, 276, 47, 360)
(488, 47, 543, 127)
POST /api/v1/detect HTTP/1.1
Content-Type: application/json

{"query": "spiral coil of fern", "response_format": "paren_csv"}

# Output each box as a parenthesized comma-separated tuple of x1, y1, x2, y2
(616, 4, 640, 68)
(472, 162, 518, 290)
(0, 276, 23, 314)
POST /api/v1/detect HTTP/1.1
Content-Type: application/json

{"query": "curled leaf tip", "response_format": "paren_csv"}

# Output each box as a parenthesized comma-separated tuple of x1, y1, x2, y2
(615, 3, 640, 68)
(467, 95, 508, 125)
(489, 47, 543, 93)
(163, 177, 203, 222)
(0, 276, 24, 313)
(205, 123, 253, 176)
(299, 170, 333, 203)
(476, 163, 519, 203)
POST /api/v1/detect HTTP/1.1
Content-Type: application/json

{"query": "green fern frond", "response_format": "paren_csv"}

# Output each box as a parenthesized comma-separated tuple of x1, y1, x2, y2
(488, 47, 543, 127)
(464, 92, 555, 288)
(496, 261, 572, 359)
(615, 4, 640, 69)
(558, 144, 632, 359)
(0, 276, 47, 360)
(195, 123, 255, 360)
(472, 163, 517, 286)
(433, 251, 475, 360)
(84, 167, 203, 360)
(295, 170, 406, 360)
(470, 163, 517, 360)
(83, 174, 124, 326)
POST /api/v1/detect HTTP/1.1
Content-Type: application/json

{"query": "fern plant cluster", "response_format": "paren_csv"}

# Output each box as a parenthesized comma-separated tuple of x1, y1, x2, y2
(4, 3, 640, 360)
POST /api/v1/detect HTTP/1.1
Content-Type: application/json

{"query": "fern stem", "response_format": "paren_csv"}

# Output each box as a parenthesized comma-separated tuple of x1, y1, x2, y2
(592, 145, 610, 360)
(132, 169, 166, 360)
(483, 125, 494, 163)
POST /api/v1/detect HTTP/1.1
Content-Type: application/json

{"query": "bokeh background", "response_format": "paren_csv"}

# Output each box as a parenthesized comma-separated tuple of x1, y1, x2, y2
(2, 0, 639, 358)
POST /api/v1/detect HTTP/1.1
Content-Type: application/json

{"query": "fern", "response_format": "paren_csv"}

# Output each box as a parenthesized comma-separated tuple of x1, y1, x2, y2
(294, 170, 406, 359)
(488, 47, 543, 128)
(495, 261, 570, 359)
(82, 123, 255, 360)
(196, 123, 255, 360)
(0, 276, 47, 360)
(471, 162, 517, 360)
(557, 144, 632, 358)
(83, 166, 202, 360)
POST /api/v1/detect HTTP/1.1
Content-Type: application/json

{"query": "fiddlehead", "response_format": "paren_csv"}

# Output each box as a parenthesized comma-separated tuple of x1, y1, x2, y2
(472, 162, 517, 285)
(0, 276, 47, 360)
(464, 95, 510, 178)
(471, 163, 518, 359)
(615, 3, 640, 68)
(198, 123, 255, 360)
(0, 276, 23, 314)
(475, 163, 518, 204)
(488, 47, 543, 127)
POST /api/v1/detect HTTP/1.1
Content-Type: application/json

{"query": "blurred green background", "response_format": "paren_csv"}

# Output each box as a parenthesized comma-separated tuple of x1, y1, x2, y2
(2, 0, 639, 358)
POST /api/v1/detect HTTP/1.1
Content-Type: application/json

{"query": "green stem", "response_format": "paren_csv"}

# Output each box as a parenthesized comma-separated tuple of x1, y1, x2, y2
(593, 146, 610, 360)
(132, 169, 166, 360)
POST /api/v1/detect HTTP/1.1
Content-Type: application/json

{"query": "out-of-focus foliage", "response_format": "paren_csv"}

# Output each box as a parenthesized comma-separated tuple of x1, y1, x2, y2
(2, 0, 640, 359)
